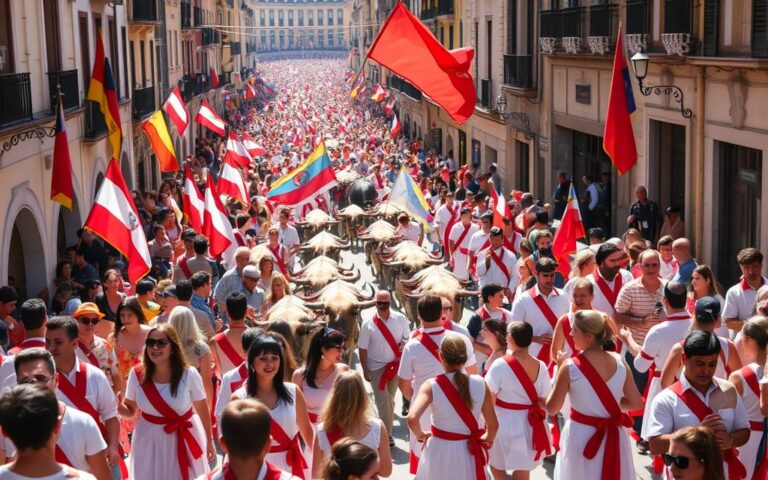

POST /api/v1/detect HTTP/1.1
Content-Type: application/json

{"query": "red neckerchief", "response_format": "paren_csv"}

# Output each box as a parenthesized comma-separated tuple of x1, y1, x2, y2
(211, 461, 286, 480)
(741, 277, 767, 291)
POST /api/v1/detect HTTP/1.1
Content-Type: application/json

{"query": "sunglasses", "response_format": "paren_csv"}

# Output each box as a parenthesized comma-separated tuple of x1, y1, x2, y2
(146, 338, 170, 349)
(78, 317, 101, 326)
(19, 374, 53, 385)
(662, 453, 702, 469)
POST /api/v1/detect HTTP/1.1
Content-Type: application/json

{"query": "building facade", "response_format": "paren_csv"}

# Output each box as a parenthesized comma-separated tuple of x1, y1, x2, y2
(249, 0, 350, 52)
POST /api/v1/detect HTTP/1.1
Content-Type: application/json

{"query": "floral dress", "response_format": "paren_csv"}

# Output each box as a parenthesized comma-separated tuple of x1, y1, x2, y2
(116, 342, 143, 453)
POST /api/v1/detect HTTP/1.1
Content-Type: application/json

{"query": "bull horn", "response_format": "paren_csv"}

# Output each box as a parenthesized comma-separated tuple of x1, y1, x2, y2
(303, 301, 325, 310)
(357, 300, 376, 310)
(362, 282, 376, 300)
(427, 258, 444, 265)
(342, 269, 361, 283)
(299, 245, 310, 251)
(406, 291, 422, 299)
(384, 260, 405, 268)
(295, 291, 321, 301)
(458, 289, 480, 298)
(291, 277, 310, 285)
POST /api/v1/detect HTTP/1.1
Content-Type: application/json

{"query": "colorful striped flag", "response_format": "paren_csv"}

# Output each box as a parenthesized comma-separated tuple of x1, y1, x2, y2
(142, 110, 178, 172)
(267, 142, 338, 207)
(389, 166, 433, 229)
(86, 33, 122, 157)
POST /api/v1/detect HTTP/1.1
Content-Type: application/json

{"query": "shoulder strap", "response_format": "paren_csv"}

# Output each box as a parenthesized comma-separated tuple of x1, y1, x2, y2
(415, 331, 441, 363)
(571, 353, 622, 417)
(434, 374, 480, 433)
(76, 339, 100, 366)
(214, 332, 245, 367)
(669, 381, 714, 421)
(373, 315, 401, 357)
(503, 355, 539, 405)
(741, 365, 761, 398)
(560, 314, 577, 355)
(530, 290, 559, 329)
(179, 257, 193, 279)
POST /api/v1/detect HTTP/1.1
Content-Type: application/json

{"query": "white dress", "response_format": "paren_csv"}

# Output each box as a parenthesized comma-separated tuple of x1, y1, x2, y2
(126, 367, 209, 480)
(316, 419, 382, 455)
(553, 353, 635, 480)
(415, 373, 489, 480)
(486, 356, 551, 471)
(232, 382, 310, 478)
(738, 363, 764, 480)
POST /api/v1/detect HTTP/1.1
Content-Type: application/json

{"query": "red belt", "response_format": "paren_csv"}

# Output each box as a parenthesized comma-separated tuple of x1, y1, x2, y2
(495, 399, 551, 460)
(457, 247, 469, 255)
(378, 357, 401, 391)
(751, 420, 765, 431)
(270, 433, 307, 477)
(142, 409, 203, 480)
(430, 426, 488, 480)
(570, 409, 633, 480)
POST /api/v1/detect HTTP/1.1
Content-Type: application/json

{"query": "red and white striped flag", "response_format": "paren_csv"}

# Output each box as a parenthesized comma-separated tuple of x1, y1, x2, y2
(390, 113, 401, 139)
(162, 87, 189, 135)
(224, 131, 252, 168)
(84, 158, 151, 284)
(218, 158, 249, 207)
(203, 175, 237, 262)
(183, 164, 205, 232)
(195, 99, 226, 136)
(489, 184, 512, 229)
(241, 132, 266, 157)
(384, 96, 395, 116)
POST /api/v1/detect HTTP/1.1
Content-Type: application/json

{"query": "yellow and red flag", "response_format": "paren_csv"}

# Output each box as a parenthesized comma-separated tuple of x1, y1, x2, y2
(86, 33, 122, 157)
(142, 110, 178, 172)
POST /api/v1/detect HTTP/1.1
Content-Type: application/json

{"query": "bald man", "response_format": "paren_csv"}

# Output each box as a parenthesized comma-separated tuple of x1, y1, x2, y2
(671, 238, 698, 287)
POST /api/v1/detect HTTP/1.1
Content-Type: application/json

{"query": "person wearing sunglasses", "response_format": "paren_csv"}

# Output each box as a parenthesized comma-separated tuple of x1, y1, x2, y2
(647, 330, 750, 479)
(294, 327, 349, 425)
(7, 348, 111, 480)
(119, 324, 215, 479)
(73, 303, 120, 392)
(665, 426, 725, 480)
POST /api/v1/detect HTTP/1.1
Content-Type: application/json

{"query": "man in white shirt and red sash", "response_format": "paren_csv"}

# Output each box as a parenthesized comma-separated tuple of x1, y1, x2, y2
(0, 383, 98, 480)
(448, 208, 479, 281)
(648, 330, 750, 479)
(476, 227, 520, 303)
(0, 299, 49, 390)
(467, 213, 493, 281)
(434, 191, 460, 259)
(501, 217, 523, 255)
(511, 257, 570, 368)
(211, 292, 248, 378)
(358, 290, 410, 445)
(466, 284, 512, 367)
(214, 328, 261, 431)
(277, 211, 300, 269)
(45, 317, 121, 477)
(588, 242, 634, 318)
(723, 248, 767, 337)
(202, 398, 299, 480)
(397, 295, 477, 474)
(266, 227, 291, 277)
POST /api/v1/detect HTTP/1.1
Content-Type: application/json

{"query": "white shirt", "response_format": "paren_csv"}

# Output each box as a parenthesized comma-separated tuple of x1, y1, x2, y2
(0, 466, 97, 480)
(435, 204, 460, 245)
(397, 222, 422, 244)
(56, 358, 118, 423)
(397, 326, 476, 395)
(215, 363, 248, 431)
(510, 286, 570, 358)
(279, 225, 300, 252)
(722, 277, 768, 322)
(468, 230, 490, 256)
(199, 462, 298, 480)
(588, 269, 634, 317)
(475, 246, 519, 290)
(586, 183, 600, 210)
(448, 223, 478, 253)
(633, 312, 692, 373)
(659, 257, 677, 280)
(358, 311, 410, 370)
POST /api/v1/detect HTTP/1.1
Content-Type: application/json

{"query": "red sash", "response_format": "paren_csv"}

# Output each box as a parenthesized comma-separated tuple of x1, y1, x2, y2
(432, 374, 488, 480)
(490, 248, 512, 286)
(442, 318, 454, 331)
(495, 356, 551, 460)
(234, 231, 246, 247)
(503, 233, 518, 255)
(741, 365, 761, 398)
(229, 363, 249, 394)
(443, 205, 459, 251)
(529, 290, 560, 365)
(210, 461, 286, 480)
(9, 338, 46, 355)
(324, 425, 345, 448)
(570, 353, 634, 480)
(179, 257, 193, 279)
(76, 339, 100, 366)
(478, 306, 509, 324)
(450, 224, 472, 269)
(55, 444, 74, 467)
(268, 244, 288, 274)
(559, 314, 578, 356)
(372, 315, 401, 391)
(57, 363, 110, 443)
(593, 271, 622, 307)
(213, 332, 245, 370)
(138, 368, 204, 480)
(469, 239, 490, 276)
(269, 417, 307, 478)
(669, 381, 747, 480)
(415, 330, 442, 363)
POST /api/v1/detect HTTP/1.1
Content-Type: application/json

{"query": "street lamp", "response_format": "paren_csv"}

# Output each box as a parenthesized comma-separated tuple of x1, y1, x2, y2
(494, 93, 533, 139)
(630, 48, 693, 119)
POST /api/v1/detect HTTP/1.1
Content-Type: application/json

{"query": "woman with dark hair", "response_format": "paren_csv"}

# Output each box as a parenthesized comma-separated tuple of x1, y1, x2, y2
(322, 439, 379, 480)
(687, 265, 725, 336)
(120, 324, 213, 479)
(480, 318, 507, 376)
(54, 259, 74, 288)
(293, 327, 349, 424)
(407, 335, 497, 479)
(94, 268, 127, 337)
(666, 426, 725, 480)
(231, 334, 314, 478)
(264, 329, 298, 381)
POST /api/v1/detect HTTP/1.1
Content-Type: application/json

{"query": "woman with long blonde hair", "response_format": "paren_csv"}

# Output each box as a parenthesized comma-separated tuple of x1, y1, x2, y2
(563, 249, 596, 296)
(169, 306, 213, 407)
(311, 371, 392, 478)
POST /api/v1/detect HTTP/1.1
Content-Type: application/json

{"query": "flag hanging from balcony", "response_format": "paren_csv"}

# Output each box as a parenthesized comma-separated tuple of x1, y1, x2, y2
(195, 100, 227, 136)
(142, 110, 179, 173)
(51, 92, 74, 210)
(366, 1, 476, 124)
(162, 87, 189, 135)
(86, 32, 122, 157)
(603, 25, 638, 175)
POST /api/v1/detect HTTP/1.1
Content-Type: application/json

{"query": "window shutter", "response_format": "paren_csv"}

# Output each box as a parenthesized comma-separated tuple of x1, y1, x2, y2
(753, 0, 768, 57)
(508, 0, 517, 53)
(702, 0, 719, 56)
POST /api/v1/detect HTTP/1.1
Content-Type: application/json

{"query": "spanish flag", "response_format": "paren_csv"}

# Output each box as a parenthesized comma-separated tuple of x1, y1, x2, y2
(142, 110, 178, 172)
(602, 25, 637, 175)
(86, 33, 122, 158)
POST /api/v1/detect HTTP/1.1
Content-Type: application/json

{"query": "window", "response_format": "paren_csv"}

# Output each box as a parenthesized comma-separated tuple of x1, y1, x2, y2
(318, 9, 323, 26)
(337, 9, 343, 25)
(260, 10, 265, 26)
(278, 9, 284, 26)
(716, 0, 752, 55)
(288, 10, 293, 26)
(299, 10, 304, 26)
(269, 10, 274, 26)
(328, 9, 333, 25)
(309, 10, 314, 26)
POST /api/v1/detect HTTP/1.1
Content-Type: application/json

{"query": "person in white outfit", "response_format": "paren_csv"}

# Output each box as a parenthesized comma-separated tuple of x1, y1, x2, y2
(449, 208, 479, 281)
(407, 335, 497, 480)
(547, 310, 643, 480)
(486, 321, 552, 479)
(475, 227, 520, 303)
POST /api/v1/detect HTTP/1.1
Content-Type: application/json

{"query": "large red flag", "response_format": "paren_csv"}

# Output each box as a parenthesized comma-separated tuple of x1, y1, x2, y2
(366, 1, 475, 124)
(603, 25, 638, 175)
(552, 184, 586, 278)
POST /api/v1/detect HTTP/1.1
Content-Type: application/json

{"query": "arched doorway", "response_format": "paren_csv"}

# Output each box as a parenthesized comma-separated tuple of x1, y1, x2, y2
(8, 209, 47, 301)
(56, 197, 82, 261)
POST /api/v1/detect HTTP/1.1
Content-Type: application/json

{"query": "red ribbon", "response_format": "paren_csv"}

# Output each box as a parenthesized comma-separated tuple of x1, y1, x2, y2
(430, 426, 489, 480)
(570, 409, 633, 480)
(142, 409, 203, 480)
(721, 448, 747, 480)
(495, 399, 550, 460)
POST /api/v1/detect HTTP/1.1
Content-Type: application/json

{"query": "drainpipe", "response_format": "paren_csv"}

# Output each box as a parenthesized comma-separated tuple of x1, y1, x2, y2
(694, 65, 705, 261)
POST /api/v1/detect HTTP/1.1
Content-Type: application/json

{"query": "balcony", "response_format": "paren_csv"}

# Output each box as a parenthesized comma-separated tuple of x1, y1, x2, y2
(132, 85, 155, 121)
(388, 76, 422, 100)
(218, 72, 229, 87)
(230, 42, 241, 55)
(194, 6, 203, 27)
(587, 4, 617, 54)
(421, 0, 454, 19)
(131, 0, 158, 23)
(478, 78, 491, 109)
(0, 73, 33, 128)
(560, 6, 583, 53)
(203, 28, 220, 46)
(539, 9, 560, 53)
(196, 73, 211, 93)
(503, 54, 532, 89)
(663, 0, 693, 55)
(47, 70, 80, 112)
(181, 2, 192, 28)
(84, 101, 107, 139)
(625, 0, 649, 54)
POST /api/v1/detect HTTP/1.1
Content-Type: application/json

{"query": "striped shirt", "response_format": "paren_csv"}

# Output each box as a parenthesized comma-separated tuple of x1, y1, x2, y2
(615, 277, 667, 343)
